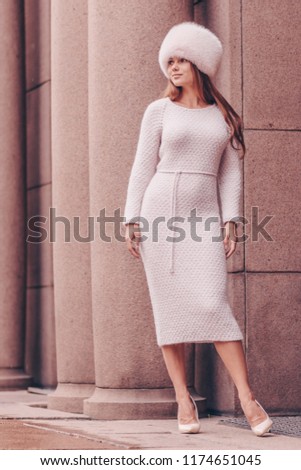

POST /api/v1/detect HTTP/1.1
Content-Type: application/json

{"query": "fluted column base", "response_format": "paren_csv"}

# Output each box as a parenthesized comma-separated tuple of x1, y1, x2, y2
(47, 383, 95, 413)
(0, 368, 32, 390)
(84, 387, 207, 420)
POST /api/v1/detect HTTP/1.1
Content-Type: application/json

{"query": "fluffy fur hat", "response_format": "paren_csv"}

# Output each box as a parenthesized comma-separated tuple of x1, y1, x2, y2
(158, 21, 223, 79)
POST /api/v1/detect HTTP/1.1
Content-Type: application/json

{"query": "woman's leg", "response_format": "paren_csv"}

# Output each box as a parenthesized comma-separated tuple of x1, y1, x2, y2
(214, 340, 268, 426)
(214, 340, 251, 398)
(161, 343, 197, 424)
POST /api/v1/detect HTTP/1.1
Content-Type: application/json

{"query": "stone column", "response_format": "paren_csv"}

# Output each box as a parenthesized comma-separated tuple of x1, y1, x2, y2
(24, 0, 57, 389)
(47, 0, 95, 412)
(84, 0, 205, 419)
(0, 0, 31, 388)
(194, 0, 245, 414)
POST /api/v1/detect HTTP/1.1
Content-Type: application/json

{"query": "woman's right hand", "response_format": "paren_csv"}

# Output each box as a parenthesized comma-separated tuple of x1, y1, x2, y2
(125, 223, 141, 259)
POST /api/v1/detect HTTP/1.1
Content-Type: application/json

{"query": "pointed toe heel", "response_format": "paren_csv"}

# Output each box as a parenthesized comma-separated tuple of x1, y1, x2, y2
(178, 394, 201, 434)
(241, 397, 273, 437)
(250, 400, 273, 436)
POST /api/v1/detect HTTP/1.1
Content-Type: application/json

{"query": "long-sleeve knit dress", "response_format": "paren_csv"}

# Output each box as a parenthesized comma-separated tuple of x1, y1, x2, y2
(123, 97, 243, 346)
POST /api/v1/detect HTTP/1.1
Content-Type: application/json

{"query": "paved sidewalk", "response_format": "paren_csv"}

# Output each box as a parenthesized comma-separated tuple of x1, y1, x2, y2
(0, 390, 300, 450)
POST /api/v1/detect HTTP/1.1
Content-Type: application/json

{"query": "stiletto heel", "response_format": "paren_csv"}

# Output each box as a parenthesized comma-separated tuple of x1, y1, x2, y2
(177, 394, 201, 434)
(249, 400, 273, 436)
(240, 397, 273, 437)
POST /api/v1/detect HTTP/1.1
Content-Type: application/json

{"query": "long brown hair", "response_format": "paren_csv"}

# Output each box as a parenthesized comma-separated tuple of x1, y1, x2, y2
(158, 62, 245, 159)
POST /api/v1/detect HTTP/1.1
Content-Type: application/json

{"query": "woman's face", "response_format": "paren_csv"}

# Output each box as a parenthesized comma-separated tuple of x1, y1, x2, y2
(167, 56, 194, 87)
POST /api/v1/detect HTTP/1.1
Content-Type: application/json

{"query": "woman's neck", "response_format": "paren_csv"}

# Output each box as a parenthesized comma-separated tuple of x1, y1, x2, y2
(177, 89, 207, 107)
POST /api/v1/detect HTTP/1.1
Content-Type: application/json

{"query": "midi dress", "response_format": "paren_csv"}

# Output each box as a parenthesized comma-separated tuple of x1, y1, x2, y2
(123, 97, 243, 346)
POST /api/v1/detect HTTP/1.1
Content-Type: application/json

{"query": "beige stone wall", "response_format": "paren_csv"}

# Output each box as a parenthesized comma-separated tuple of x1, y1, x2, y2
(242, 0, 300, 413)
(195, 0, 301, 414)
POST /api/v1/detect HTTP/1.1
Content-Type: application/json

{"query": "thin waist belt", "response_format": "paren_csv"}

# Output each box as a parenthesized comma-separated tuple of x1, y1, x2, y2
(156, 169, 218, 274)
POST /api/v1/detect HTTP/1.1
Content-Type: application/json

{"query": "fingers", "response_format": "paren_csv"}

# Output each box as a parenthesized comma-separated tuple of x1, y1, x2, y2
(125, 224, 141, 259)
(225, 242, 236, 258)
(222, 222, 238, 259)
(127, 238, 140, 259)
(224, 236, 236, 258)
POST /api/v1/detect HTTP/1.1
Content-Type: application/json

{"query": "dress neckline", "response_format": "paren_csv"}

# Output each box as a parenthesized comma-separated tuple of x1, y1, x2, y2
(167, 97, 216, 111)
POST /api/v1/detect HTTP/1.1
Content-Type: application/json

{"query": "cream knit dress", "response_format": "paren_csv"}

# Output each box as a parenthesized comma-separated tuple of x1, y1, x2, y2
(123, 97, 243, 346)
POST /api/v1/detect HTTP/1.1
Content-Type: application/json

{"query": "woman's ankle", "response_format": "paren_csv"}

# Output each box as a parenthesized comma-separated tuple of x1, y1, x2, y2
(238, 390, 257, 408)
(175, 388, 190, 402)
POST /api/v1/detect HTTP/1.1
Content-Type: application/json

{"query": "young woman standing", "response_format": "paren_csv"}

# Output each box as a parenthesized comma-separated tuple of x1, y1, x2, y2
(123, 22, 272, 437)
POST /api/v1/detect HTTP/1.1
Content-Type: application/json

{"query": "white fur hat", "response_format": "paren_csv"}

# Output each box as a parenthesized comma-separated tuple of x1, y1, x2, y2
(158, 21, 223, 79)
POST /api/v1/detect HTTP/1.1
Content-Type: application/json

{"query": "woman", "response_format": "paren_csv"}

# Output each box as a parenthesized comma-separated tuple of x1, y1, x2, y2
(123, 22, 272, 436)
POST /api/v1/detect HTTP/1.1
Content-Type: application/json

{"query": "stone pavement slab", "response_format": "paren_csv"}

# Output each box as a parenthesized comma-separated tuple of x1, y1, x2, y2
(0, 390, 300, 451)
(24, 416, 301, 451)
(0, 390, 84, 419)
(0, 420, 125, 450)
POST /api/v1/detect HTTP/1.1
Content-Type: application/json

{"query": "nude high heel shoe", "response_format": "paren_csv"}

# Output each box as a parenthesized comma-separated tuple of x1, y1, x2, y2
(241, 398, 273, 437)
(177, 394, 201, 434)
(250, 400, 273, 436)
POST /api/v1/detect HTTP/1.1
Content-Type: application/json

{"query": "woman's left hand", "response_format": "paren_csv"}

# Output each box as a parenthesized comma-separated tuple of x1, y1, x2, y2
(223, 221, 238, 259)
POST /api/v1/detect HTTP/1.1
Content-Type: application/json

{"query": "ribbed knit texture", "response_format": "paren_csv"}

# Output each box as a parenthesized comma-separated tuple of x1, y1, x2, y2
(123, 97, 243, 346)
